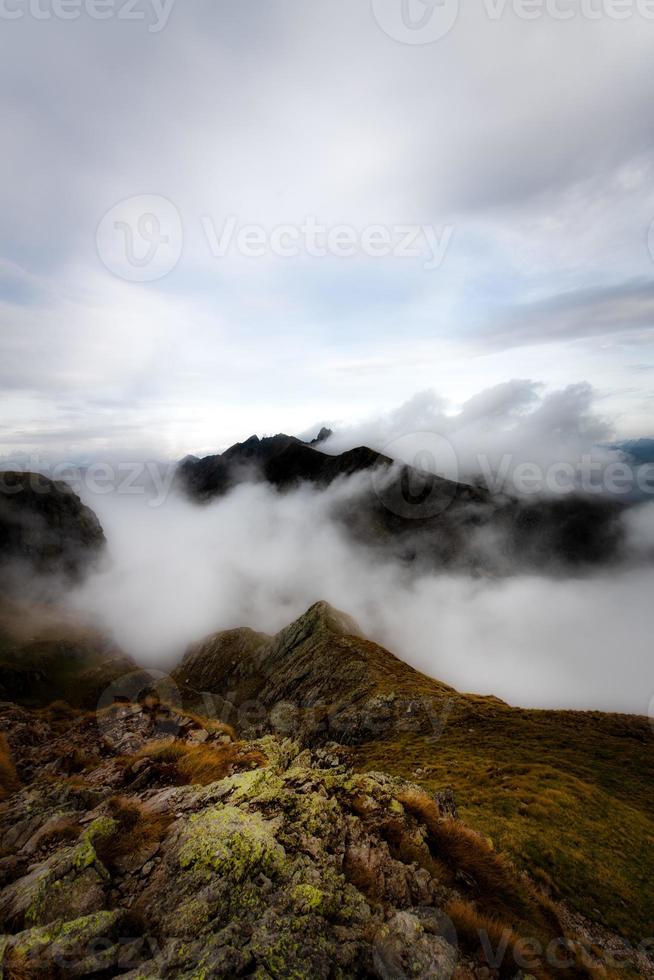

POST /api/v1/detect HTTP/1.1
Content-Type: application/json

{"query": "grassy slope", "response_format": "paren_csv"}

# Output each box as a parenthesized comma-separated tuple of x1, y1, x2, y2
(174, 606, 654, 946)
(353, 700, 654, 945)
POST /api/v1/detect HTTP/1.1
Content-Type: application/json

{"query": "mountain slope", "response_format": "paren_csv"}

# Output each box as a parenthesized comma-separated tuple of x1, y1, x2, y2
(0, 472, 105, 583)
(173, 601, 458, 742)
(0, 699, 613, 979)
(174, 602, 654, 952)
(0, 602, 651, 976)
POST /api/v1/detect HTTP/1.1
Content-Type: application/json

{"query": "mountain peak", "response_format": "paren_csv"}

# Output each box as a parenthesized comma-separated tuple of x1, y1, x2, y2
(284, 600, 363, 640)
(310, 426, 333, 446)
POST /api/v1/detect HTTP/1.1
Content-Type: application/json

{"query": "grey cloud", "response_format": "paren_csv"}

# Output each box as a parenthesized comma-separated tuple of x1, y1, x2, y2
(479, 279, 654, 350)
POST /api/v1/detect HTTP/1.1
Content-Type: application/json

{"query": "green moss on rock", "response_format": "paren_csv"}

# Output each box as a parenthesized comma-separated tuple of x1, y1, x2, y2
(179, 805, 286, 883)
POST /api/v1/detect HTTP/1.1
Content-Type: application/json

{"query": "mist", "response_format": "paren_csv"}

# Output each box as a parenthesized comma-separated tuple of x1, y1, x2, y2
(310, 383, 634, 495)
(68, 475, 654, 717)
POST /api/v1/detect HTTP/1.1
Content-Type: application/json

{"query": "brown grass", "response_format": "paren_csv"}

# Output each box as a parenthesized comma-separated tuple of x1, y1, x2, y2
(124, 738, 267, 787)
(445, 899, 551, 980)
(398, 787, 600, 979)
(94, 795, 173, 873)
(397, 786, 535, 914)
(447, 899, 607, 980)
(1, 947, 37, 980)
(183, 712, 236, 741)
(446, 898, 527, 978)
(0, 733, 19, 801)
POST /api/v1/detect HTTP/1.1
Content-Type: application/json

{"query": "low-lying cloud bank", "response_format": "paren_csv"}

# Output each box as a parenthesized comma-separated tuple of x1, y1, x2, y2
(68, 479, 654, 716)
(311, 382, 653, 500)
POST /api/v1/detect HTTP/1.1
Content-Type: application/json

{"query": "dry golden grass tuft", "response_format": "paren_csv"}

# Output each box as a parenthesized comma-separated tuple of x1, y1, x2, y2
(446, 897, 527, 978)
(124, 737, 267, 787)
(446, 898, 608, 980)
(0, 733, 19, 801)
(1, 947, 37, 980)
(183, 711, 237, 741)
(397, 786, 536, 915)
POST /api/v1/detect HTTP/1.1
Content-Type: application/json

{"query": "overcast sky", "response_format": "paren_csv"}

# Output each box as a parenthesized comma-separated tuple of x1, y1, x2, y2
(2, 0, 654, 462)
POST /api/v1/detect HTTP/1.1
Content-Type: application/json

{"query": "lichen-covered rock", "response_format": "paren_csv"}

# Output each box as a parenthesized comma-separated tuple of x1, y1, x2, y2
(0, 713, 462, 978)
(0, 698, 636, 979)
(0, 816, 113, 931)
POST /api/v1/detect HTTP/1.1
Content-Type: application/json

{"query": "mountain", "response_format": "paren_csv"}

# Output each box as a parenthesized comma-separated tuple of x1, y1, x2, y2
(0, 601, 651, 978)
(0, 471, 105, 583)
(178, 434, 626, 571)
(0, 474, 134, 708)
(174, 602, 654, 958)
(173, 600, 458, 743)
(0, 593, 137, 709)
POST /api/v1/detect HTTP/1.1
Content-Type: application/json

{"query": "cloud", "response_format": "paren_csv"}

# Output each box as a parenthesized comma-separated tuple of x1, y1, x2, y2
(66, 478, 654, 715)
(477, 279, 654, 350)
(317, 381, 618, 490)
(2, 4, 654, 451)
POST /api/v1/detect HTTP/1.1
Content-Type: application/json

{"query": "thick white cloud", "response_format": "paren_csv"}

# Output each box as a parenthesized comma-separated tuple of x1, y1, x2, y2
(68, 479, 654, 714)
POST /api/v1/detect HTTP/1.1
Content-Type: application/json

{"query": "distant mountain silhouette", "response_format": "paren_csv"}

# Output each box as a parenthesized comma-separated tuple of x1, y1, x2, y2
(177, 434, 625, 571)
(0, 472, 105, 583)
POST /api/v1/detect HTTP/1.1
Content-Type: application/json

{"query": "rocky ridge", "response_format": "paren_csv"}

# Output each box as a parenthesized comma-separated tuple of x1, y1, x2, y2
(0, 695, 624, 979)
(176, 434, 626, 571)
(0, 602, 652, 977)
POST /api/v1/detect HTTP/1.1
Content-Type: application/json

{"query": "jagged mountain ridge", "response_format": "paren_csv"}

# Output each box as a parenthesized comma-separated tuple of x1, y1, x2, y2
(172, 600, 654, 953)
(173, 600, 459, 743)
(177, 432, 625, 570)
(0, 600, 651, 977)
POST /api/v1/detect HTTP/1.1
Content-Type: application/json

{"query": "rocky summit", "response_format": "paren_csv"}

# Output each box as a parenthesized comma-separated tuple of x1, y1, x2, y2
(0, 600, 652, 978)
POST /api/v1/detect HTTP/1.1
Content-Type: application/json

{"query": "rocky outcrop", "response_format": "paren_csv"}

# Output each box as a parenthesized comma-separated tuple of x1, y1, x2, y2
(174, 602, 463, 744)
(0, 607, 651, 978)
(0, 472, 105, 583)
(0, 700, 605, 979)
